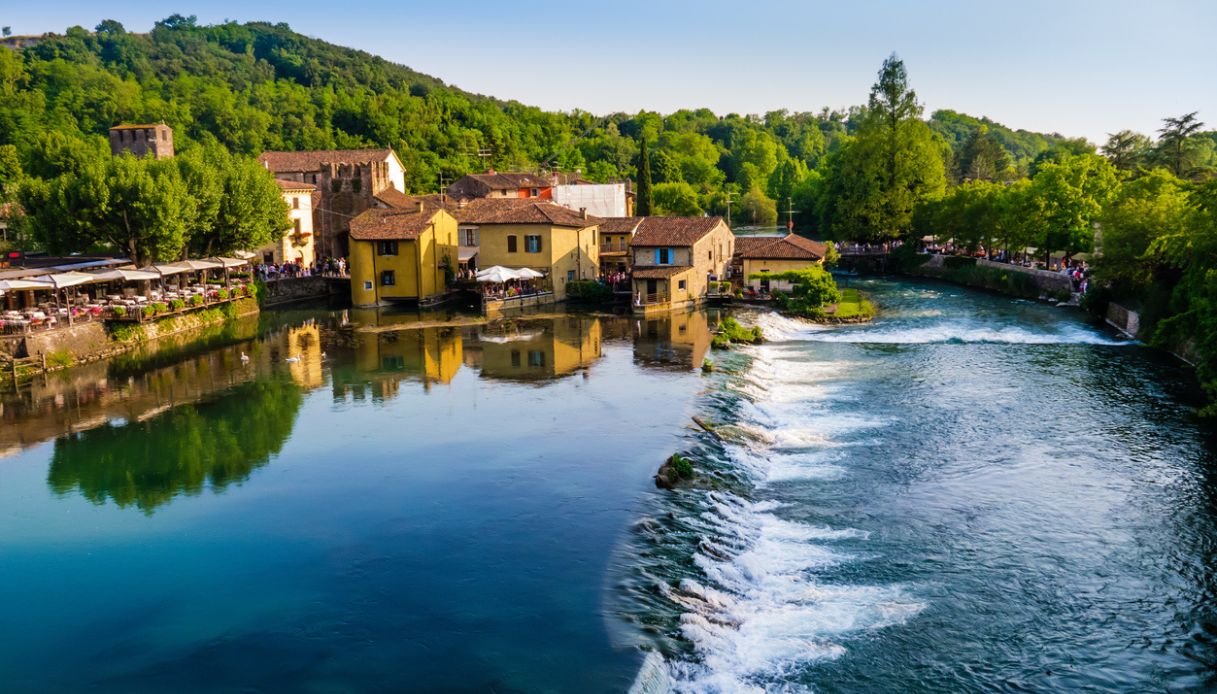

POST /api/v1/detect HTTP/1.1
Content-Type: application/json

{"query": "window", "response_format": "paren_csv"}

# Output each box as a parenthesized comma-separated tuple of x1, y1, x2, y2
(161, 129, 167, 142)
(461, 228, 478, 246)
(331, 179, 342, 193)
(352, 178, 362, 193)
(567, 270, 575, 281)
(528, 350, 546, 367)
(657, 248, 671, 265)
(525, 235, 542, 253)
(378, 241, 399, 256)
(381, 270, 396, 286)
(507, 235, 518, 253)
(678, 279, 687, 290)
(293, 219, 302, 234)
(363, 280, 373, 290)
(709, 250, 713, 261)
(510, 349, 521, 367)
(292, 196, 300, 209)
(529, 188, 539, 197)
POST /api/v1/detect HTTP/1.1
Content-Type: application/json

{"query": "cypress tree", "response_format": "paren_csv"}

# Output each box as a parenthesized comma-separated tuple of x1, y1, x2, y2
(636, 137, 653, 216)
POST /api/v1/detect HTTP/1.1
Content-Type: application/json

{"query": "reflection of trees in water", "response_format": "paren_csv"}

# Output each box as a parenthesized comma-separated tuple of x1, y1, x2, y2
(47, 378, 304, 514)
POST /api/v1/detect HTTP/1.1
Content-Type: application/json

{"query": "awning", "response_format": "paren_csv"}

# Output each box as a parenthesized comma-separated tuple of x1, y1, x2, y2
(91, 269, 162, 282)
(458, 248, 478, 262)
(0, 279, 52, 291)
(41, 272, 103, 289)
(168, 259, 223, 271)
(151, 264, 192, 277)
(207, 257, 250, 269)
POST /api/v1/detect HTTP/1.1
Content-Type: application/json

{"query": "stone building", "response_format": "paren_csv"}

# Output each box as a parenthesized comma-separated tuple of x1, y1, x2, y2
(257, 148, 406, 258)
(109, 123, 174, 159)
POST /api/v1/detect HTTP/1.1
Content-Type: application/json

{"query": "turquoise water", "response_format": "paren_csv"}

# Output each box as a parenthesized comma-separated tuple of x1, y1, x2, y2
(2, 280, 1215, 692)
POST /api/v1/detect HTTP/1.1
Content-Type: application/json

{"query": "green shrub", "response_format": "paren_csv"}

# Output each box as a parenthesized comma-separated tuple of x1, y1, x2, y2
(565, 279, 611, 302)
(764, 265, 840, 316)
(111, 305, 126, 317)
(189, 295, 204, 307)
(702, 358, 714, 373)
(47, 350, 74, 368)
(671, 454, 694, 479)
(142, 306, 156, 319)
(152, 302, 169, 313)
(217, 289, 230, 300)
(170, 298, 185, 310)
(714, 316, 764, 348)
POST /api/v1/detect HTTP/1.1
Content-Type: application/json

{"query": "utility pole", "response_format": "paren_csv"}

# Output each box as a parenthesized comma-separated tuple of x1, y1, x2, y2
(725, 195, 733, 228)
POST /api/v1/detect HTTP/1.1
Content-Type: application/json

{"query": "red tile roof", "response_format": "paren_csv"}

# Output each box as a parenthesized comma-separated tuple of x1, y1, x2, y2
(632, 266, 691, 279)
(631, 216, 727, 247)
(258, 148, 395, 172)
(374, 189, 458, 213)
(461, 172, 552, 190)
(349, 208, 443, 241)
(598, 217, 644, 234)
(456, 198, 600, 227)
(275, 178, 316, 192)
(734, 234, 827, 261)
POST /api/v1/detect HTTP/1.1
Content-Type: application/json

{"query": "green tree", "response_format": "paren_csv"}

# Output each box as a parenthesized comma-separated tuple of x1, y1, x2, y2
(738, 185, 778, 227)
(182, 148, 289, 256)
(819, 54, 946, 240)
(1095, 167, 1189, 290)
(1101, 130, 1153, 172)
(953, 125, 1012, 182)
(651, 148, 682, 183)
(652, 181, 703, 216)
(635, 136, 653, 215)
(1155, 112, 1206, 179)
(20, 154, 193, 265)
(1025, 154, 1119, 262)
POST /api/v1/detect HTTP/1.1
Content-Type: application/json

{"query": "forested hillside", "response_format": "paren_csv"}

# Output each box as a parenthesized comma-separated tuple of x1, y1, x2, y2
(0, 15, 1069, 229)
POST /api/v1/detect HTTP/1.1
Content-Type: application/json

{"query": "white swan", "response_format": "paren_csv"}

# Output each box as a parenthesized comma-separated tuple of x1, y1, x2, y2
(240, 351, 250, 364)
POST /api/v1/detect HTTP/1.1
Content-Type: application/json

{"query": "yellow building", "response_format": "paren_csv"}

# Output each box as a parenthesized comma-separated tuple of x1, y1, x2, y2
(630, 217, 734, 314)
(457, 198, 600, 303)
(733, 234, 828, 294)
(348, 201, 459, 307)
(598, 216, 643, 276)
(350, 327, 463, 397)
(474, 316, 603, 382)
(633, 310, 714, 371)
(255, 179, 317, 267)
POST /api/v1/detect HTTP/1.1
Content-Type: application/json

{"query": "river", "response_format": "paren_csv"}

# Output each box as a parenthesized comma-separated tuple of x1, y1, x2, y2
(1, 278, 1214, 692)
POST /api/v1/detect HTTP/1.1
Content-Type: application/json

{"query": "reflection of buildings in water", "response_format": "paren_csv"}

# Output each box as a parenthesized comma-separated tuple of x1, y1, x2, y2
(0, 318, 318, 458)
(285, 323, 324, 388)
(632, 309, 713, 371)
(474, 316, 602, 382)
(334, 327, 463, 401)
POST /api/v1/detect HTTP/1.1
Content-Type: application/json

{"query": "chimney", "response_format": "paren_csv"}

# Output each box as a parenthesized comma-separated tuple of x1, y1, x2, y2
(580, 207, 588, 219)
(416, 200, 426, 214)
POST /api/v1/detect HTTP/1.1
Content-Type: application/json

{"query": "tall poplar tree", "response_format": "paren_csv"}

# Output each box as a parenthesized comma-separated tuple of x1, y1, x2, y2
(635, 137, 653, 216)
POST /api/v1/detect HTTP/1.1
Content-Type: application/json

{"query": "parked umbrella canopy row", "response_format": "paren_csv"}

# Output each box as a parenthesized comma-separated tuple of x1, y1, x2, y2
(0, 257, 253, 334)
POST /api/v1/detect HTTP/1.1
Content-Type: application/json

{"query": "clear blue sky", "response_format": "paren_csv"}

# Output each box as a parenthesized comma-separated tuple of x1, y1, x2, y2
(5, 0, 1215, 144)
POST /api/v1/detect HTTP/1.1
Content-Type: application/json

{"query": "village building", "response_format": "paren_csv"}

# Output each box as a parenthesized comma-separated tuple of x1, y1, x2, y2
(257, 148, 406, 258)
(254, 179, 317, 267)
(629, 217, 734, 314)
(552, 182, 630, 217)
(347, 200, 458, 308)
(733, 233, 828, 295)
(472, 317, 602, 382)
(446, 171, 555, 201)
(456, 198, 600, 305)
(597, 217, 643, 276)
(108, 123, 174, 159)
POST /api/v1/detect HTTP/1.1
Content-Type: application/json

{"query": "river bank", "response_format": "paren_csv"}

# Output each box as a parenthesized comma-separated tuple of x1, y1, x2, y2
(1, 297, 259, 383)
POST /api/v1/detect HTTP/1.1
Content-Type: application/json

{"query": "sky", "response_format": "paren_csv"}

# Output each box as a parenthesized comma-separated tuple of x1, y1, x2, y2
(5, 0, 1216, 144)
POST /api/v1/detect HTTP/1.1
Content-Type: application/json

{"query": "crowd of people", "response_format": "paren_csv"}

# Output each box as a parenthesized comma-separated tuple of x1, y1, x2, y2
(254, 257, 347, 281)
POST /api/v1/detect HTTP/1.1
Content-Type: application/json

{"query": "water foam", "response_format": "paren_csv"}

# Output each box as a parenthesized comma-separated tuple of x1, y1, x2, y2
(659, 347, 922, 692)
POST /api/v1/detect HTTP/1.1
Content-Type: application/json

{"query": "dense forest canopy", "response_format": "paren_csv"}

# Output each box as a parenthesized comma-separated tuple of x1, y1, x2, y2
(0, 15, 1093, 239)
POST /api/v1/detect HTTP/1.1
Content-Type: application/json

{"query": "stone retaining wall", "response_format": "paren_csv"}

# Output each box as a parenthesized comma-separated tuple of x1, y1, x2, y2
(261, 276, 348, 306)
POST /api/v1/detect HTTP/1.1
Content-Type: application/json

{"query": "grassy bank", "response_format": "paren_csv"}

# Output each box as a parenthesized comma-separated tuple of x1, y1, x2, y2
(829, 288, 877, 321)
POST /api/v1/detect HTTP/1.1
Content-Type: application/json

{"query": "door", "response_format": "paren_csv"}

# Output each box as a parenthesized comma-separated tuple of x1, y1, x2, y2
(646, 279, 657, 298)
(760, 275, 770, 294)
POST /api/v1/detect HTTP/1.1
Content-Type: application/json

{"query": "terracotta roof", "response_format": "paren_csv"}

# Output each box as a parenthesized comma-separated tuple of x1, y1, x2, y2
(734, 234, 827, 261)
(275, 178, 316, 192)
(598, 217, 644, 234)
(349, 208, 442, 241)
(258, 148, 395, 173)
(632, 266, 691, 279)
(460, 172, 552, 190)
(374, 189, 459, 213)
(456, 198, 600, 227)
(109, 123, 168, 130)
(631, 216, 727, 247)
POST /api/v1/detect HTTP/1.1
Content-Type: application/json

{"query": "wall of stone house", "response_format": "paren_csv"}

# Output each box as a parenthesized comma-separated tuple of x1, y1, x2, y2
(313, 162, 385, 258)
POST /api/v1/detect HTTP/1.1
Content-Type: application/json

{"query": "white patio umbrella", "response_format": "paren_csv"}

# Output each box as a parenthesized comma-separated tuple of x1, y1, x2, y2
(476, 266, 518, 283)
(0, 279, 53, 291)
(513, 268, 545, 279)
